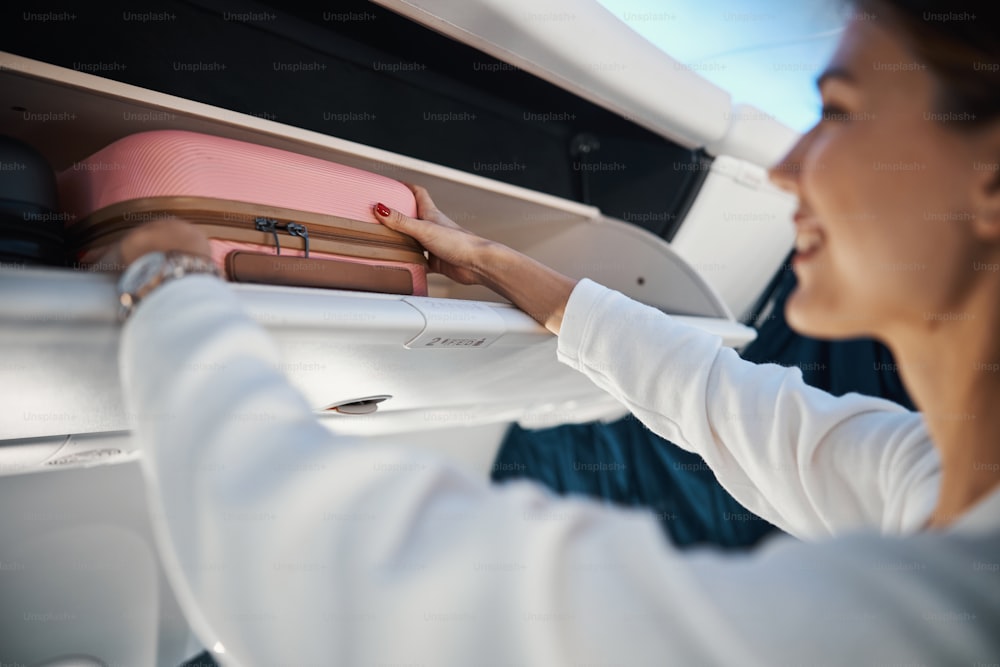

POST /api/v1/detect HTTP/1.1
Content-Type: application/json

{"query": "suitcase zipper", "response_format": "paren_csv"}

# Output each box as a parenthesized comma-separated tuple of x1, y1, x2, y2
(74, 209, 421, 258)
(216, 214, 417, 255)
(254, 217, 311, 257)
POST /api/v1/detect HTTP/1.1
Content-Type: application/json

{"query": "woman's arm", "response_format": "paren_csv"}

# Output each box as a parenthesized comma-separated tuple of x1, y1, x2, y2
(120, 268, 988, 667)
(119, 265, 991, 667)
(556, 279, 940, 537)
(377, 189, 940, 537)
(375, 187, 577, 334)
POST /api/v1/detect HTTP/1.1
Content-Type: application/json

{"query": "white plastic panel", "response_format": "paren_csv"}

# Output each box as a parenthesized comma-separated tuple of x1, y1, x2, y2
(0, 421, 512, 666)
(0, 450, 192, 666)
(0, 267, 754, 440)
(670, 156, 797, 321)
(705, 104, 802, 168)
(0, 432, 138, 475)
(371, 0, 731, 149)
(0, 422, 511, 483)
(444, 215, 734, 319)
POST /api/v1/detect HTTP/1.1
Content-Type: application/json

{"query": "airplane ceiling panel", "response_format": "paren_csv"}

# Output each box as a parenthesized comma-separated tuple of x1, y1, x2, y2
(371, 0, 732, 149)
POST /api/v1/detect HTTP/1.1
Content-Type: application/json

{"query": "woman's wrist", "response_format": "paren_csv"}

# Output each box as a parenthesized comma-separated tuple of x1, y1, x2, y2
(472, 242, 521, 289)
(476, 242, 577, 334)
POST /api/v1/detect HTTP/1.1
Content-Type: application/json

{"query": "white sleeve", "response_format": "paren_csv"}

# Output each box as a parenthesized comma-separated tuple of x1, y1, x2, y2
(556, 279, 940, 538)
(119, 276, 994, 667)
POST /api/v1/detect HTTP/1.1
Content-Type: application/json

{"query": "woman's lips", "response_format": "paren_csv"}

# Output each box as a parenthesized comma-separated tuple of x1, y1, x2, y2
(793, 214, 824, 265)
(795, 227, 824, 254)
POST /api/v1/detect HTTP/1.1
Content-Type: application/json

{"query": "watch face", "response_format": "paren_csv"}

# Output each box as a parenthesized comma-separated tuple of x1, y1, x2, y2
(119, 251, 166, 295)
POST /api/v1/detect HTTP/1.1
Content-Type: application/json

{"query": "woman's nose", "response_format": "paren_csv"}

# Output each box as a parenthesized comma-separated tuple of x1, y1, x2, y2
(767, 152, 801, 197)
(767, 130, 813, 197)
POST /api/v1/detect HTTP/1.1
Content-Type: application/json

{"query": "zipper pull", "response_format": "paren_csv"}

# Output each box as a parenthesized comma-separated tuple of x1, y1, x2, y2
(286, 222, 310, 258)
(254, 217, 282, 255)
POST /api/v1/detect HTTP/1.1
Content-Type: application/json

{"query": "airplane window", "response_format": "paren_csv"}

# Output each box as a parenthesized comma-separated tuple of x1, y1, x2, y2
(599, 0, 845, 131)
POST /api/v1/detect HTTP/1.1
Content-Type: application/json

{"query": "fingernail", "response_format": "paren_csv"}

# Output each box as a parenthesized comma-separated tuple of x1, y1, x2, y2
(375, 203, 391, 217)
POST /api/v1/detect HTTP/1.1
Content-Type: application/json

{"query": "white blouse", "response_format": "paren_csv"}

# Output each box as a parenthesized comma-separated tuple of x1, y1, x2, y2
(120, 275, 1000, 667)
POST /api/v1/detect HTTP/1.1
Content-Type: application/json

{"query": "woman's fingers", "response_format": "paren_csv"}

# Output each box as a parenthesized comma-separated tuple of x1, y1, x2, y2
(93, 218, 212, 274)
(408, 183, 435, 212)
(374, 202, 435, 240)
(374, 201, 490, 285)
(406, 183, 463, 229)
(119, 218, 212, 267)
(95, 240, 125, 273)
(408, 183, 438, 219)
(375, 202, 473, 254)
(374, 201, 457, 262)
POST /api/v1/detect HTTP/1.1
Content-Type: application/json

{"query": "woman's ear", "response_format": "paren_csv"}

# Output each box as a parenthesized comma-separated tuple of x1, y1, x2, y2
(971, 124, 1000, 242)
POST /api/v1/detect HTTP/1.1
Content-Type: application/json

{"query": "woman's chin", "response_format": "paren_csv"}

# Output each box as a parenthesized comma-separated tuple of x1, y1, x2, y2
(784, 287, 870, 340)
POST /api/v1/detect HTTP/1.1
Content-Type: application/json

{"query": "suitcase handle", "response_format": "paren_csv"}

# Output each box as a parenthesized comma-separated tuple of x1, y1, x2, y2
(225, 251, 414, 294)
(254, 217, 311, 258)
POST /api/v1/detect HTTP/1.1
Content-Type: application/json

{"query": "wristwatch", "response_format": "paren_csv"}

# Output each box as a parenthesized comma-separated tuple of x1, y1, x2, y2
(117, 250, 223, 321)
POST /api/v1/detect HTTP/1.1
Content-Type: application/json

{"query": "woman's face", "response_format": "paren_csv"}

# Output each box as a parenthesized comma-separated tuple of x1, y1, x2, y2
(769, 15, 989, 341)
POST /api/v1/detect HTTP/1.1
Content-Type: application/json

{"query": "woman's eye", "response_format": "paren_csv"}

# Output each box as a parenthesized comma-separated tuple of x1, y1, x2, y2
(820, 105, 849, 122)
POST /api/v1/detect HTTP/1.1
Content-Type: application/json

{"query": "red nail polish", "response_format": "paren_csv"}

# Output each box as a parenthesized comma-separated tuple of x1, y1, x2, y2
(375, 203, 391, 217)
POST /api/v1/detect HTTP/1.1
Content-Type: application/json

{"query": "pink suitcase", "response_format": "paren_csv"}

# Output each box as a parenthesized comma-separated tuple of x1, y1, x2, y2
(59, 130, 429, 295)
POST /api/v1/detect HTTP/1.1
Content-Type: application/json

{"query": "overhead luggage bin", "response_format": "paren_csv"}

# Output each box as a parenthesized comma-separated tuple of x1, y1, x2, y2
(0, 51, 755, 442)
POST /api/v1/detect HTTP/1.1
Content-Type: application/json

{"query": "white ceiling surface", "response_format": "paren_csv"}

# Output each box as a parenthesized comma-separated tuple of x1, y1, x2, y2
(372, 0, 844, 166)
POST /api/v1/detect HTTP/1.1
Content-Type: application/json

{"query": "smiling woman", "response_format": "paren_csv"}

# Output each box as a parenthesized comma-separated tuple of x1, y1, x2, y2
(765, 0, 1000, 527)
(68, 1, 1000, 665)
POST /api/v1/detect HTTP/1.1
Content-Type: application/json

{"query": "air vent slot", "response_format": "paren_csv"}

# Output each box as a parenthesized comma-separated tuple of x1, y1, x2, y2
(324, 395, 391, 415)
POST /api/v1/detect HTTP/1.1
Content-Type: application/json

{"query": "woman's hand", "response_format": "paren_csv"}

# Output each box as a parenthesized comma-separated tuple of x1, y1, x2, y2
(375, 184, 578, 334)
(374, 185, 499, 287)
(101, 217, 213, 272)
